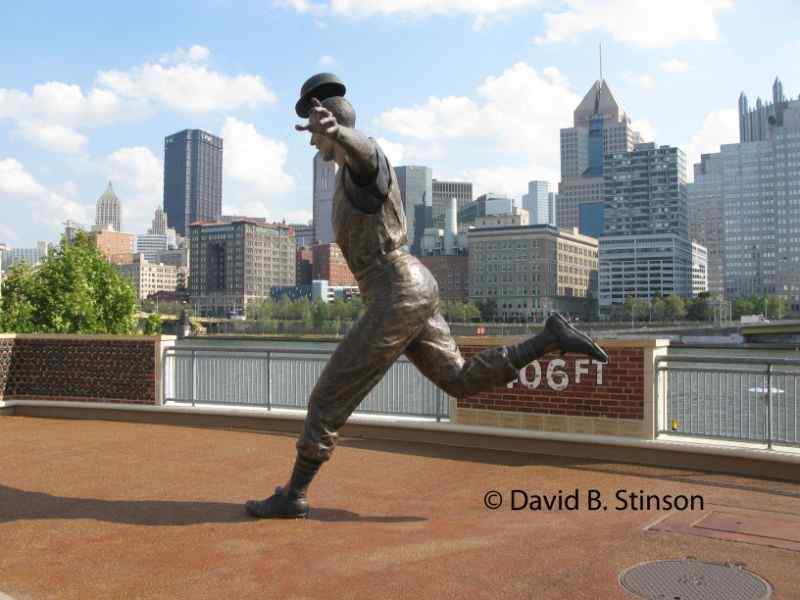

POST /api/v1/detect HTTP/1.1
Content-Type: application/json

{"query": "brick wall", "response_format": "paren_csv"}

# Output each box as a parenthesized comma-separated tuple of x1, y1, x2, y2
(0, 335, 172, 405)
(459, 346, 644, 418)
(453, 338, 666, 439)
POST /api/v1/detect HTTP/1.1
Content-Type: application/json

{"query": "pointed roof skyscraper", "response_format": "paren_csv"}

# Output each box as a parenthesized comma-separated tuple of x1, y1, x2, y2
(573, 80, 623, 126)
(95, 181, 122, 232)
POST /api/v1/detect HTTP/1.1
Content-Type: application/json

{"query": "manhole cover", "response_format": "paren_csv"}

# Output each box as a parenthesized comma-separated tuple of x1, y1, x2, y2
(619, 559, 772, 600)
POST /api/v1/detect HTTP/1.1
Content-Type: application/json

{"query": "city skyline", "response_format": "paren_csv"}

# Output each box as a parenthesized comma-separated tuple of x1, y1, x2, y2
(1, 1, 796, 248)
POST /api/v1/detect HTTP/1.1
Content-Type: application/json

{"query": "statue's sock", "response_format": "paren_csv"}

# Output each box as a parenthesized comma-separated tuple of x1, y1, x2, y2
(285, 454, 323, 499)
(506, 328, 558, 370)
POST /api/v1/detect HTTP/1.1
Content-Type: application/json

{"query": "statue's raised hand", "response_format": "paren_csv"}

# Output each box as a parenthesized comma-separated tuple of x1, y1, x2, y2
(295, 97, 340, 139)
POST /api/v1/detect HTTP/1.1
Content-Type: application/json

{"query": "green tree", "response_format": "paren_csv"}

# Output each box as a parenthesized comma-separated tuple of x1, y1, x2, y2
(766, 295, 787, 320)
(143, 313, 162, 334)
(687, 293, 716, 321)
(311, 300, 329, 331)
(463, 301, 481, 322)
(450, 302, 467, 322)
(651, 297, 667, 322)
(0, 232, 138, 334)
(733, 297, 758, 319)
(664, 294, 687, 322)
(0, 263, 39, 332)
(478, 298, 497, 322)
(624, 296, 649, 321)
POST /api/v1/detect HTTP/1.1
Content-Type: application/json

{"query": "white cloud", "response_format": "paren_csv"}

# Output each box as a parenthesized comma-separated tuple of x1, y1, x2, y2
(375, 137, 405, 165)
(682, 108, 738, 178)
(318, 55, 337, 67)
(97, 59, 276, 115)
(636, 73, 656, 89)
(221, 118, 295, 219)
(660, 58, 690, 73)
(0, 45, 275, 157)
(159, 45, 211, 64)
(377, 62, 578, 168)
(0, 82, 131, 131)
(276, 0, 327, 16)
(280, 0, 544, 29)
(0, 224, 20, 243)
(13, 121, 88, 154)
(0, 158, 91, 229)
(460, 164, 558, 199)
(535, 0, 733, 48)
(631, 118, 656, 142)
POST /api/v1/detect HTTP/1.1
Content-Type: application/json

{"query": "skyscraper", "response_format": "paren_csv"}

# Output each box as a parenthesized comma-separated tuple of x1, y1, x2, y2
(394, 165, 432, 255)
(688, 153, 725, 296)
(557, 80, 642, 236)
(522, 181, 551, 225)
(603, 143, 688, 239)
(738, 77, 791, 142)
(598, 143, 704, 311)
(693, 77, 800, 304)
(163, 129, 223, 237)
(312, 151, 336, 244)
(95, 181, 121, 232)
(149, 207, 168, 235)
(432, 179, 472, 229)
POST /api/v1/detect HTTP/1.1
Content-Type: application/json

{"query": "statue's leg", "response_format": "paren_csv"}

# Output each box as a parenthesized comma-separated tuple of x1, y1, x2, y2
(246, 298, 427, 518)
(404, 312, 517, 399)
(404, 312, 607, 399)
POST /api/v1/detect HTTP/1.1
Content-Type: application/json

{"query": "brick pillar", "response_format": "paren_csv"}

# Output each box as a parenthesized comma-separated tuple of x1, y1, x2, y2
(453, 338, 670, 439)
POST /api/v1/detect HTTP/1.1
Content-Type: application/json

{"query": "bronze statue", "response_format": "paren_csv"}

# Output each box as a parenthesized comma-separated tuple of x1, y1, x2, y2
(245, 73, 608, 519)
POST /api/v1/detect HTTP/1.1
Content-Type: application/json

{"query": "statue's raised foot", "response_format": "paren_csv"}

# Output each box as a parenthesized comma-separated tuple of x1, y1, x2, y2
(507, 313, 608, 369)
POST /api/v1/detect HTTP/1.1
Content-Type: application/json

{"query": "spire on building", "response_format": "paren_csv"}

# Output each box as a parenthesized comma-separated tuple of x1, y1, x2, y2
(574, 80, 622, 126)
(95, 180, 121, 232)
(773, 76, 785, 104)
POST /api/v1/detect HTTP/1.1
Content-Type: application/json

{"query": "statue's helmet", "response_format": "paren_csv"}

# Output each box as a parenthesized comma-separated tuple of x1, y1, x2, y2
(295, 73, 347, 118)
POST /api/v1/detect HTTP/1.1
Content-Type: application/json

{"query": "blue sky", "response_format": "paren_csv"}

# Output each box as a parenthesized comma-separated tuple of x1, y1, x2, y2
(1, 0, 799, 248)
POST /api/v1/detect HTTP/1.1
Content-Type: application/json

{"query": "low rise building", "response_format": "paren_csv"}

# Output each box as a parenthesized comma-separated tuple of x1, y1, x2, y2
(468, 225, 598, 321)
(418, 255, 470, 301)
(115, 254, 178, 301)
(311, 243, 356, 287)
(93, 230, 135, 262)
(598, 234, 707, 310)
(189, 219, 295, 316)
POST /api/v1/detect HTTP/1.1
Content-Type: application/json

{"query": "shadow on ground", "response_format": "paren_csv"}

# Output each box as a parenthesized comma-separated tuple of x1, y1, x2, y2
(0, 484, 426, 526)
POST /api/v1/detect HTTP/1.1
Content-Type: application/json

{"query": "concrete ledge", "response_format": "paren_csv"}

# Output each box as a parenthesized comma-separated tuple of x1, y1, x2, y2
(2, 399, 800, 483)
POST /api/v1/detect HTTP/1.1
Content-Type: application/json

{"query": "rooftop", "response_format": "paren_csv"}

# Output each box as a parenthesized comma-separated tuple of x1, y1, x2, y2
(2, 415, 800, 599)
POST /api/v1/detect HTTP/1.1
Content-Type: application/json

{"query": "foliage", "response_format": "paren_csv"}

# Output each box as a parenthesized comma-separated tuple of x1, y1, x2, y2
(477, 298, 497, 322)
(0, 232, 138, 334)
(143, 313, 162, 334)
(623, 296, 649, 321)
(664, 294, 687, 321)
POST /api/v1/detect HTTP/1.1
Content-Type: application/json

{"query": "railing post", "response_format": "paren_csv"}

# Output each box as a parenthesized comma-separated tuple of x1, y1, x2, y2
(657, 365, 664, 435)
(266, 351, 271, 411)
(767, 363, 773, 449)
(436, 386, 442, 423)
(191, 349, 196, 408)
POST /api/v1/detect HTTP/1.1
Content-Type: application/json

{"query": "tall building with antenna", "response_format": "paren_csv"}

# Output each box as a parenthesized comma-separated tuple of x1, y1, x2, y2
(556, 48, 641, 236)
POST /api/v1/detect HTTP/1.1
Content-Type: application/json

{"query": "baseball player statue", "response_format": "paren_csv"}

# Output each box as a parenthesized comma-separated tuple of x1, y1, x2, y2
(246, 73, 608, 519)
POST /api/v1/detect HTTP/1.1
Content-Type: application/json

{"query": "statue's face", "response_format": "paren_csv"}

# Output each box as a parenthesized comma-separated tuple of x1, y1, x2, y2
(311, 132, 336, 162)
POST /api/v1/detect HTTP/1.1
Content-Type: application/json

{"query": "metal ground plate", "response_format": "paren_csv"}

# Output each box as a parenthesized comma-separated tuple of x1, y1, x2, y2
(619, 559, 772, 600)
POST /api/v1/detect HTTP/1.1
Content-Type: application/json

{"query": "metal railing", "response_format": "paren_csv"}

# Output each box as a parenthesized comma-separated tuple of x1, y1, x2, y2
(162, 346, 450, 420)
(656, 355, 800, 447)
